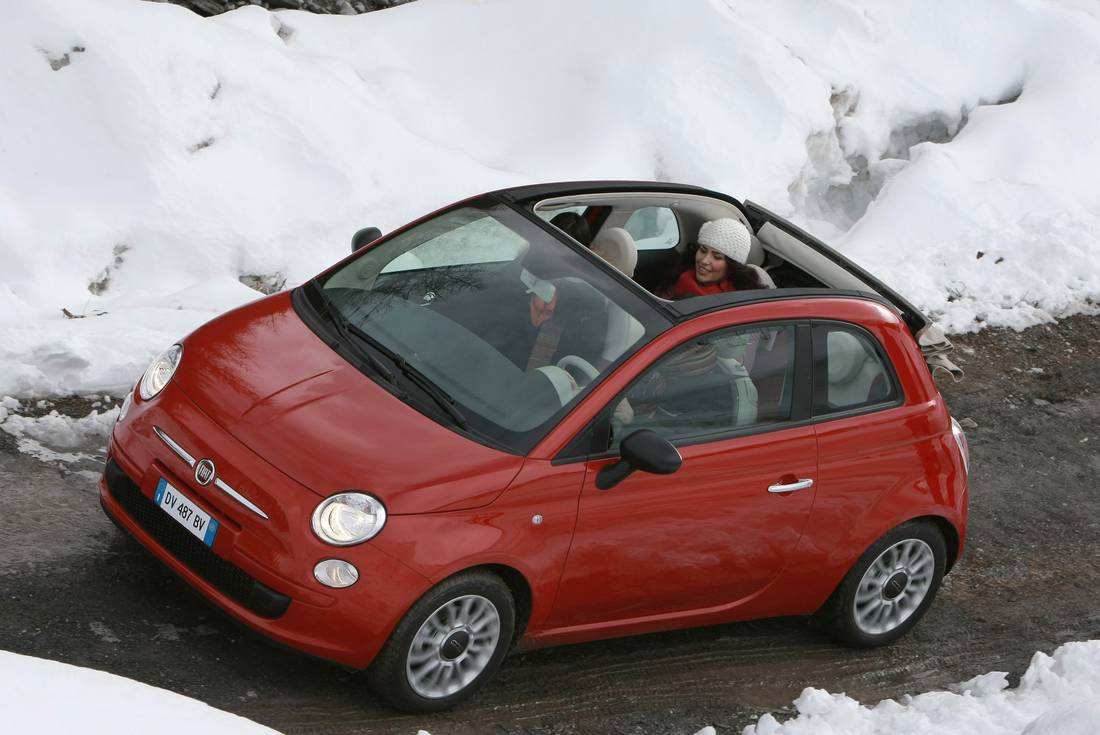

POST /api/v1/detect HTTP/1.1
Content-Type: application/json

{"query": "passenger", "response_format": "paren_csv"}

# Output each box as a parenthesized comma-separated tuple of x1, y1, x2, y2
(658, 218, 767, 299)
(549, 211, 593, 247)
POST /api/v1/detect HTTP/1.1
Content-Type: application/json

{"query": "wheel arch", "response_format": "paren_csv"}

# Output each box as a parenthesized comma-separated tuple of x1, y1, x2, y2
(912, 514, 961, 574)
(433, 563, 534, 647)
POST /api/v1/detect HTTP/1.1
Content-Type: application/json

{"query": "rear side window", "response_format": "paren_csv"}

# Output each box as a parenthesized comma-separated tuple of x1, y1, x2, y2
(624, 207, 680, 251)
(812, 323, 899, 416)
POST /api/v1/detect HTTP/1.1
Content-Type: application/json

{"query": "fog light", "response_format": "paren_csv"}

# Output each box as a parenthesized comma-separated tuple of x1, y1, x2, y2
(314, 559, 359, 588)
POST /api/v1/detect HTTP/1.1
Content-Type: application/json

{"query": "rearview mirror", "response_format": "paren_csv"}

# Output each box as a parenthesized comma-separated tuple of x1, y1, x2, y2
(351, 227, 382, 252)
(596, 429, 682, 490)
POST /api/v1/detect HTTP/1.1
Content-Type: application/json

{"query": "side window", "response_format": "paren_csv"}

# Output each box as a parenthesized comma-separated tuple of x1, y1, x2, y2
(623, 207, 680, 251)
(812, 323, 899, 415)
(610, 323, 797, 448)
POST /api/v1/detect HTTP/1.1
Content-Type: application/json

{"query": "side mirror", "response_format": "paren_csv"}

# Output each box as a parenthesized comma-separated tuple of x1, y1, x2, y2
(596, 429, 682, 490)
(351, 227, 382, 253)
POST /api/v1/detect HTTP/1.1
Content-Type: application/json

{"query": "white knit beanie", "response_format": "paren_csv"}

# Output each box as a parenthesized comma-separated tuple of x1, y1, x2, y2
(697, 219, 752, 265)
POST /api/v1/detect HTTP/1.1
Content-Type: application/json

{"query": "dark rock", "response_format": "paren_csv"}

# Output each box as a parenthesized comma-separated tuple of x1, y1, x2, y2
(147, 0, 412, 16)
(239, 273, 287, 295)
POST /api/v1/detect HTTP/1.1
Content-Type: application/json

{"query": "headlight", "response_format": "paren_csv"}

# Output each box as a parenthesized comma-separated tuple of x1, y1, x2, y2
(311, 492, 387, 545)
(139, 344, 183, 401)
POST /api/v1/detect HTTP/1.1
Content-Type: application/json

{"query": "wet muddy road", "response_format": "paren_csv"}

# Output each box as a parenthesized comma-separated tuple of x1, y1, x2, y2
(1, 316, 1098, 734)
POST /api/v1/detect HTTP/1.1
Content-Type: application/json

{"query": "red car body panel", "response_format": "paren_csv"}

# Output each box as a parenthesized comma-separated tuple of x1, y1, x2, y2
(545, 425, 818, 629)
(102, 382, 435, 668)
(101, 281, 967, 670)
(170, 292, 524, 515)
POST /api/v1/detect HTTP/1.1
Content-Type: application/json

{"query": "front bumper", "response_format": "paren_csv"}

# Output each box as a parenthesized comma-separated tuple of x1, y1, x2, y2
(100, 382, 432, 669)
(102, 458, 291, 618)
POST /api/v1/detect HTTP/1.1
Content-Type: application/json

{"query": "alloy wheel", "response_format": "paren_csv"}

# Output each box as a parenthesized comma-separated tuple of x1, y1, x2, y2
(852, 538, 935, 635)
(405, 594, 502, 699)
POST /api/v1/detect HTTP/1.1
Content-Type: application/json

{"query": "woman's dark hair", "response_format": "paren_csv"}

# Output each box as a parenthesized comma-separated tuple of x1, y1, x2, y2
(657, 241, 766, 293)
(548, 211, 593, 246)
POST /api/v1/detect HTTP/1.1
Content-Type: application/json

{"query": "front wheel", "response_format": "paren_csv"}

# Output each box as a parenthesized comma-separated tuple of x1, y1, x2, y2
(821, 521, 946, 648)
(367, 571, 515, 713)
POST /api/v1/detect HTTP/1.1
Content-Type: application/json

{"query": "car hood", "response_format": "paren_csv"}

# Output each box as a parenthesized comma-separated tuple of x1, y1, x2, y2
(171, 292, 523, 515)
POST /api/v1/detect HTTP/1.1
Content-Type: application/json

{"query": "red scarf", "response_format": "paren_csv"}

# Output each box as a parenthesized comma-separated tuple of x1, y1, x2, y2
(661, 269, 735, 299)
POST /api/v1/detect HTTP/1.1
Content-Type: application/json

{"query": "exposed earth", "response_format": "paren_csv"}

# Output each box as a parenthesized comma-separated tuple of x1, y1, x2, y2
(1, 314, 1098, 734)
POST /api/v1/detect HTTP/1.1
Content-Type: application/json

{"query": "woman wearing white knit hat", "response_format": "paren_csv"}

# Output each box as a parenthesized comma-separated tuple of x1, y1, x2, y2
(658, 218, 768, 299)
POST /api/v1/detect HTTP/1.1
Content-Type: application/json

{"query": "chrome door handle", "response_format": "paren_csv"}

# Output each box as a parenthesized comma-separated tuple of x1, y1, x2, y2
(768, 478, 814, 494)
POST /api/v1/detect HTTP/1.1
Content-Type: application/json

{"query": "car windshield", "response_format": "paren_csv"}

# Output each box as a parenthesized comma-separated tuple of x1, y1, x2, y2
(316, 201, 668, 453)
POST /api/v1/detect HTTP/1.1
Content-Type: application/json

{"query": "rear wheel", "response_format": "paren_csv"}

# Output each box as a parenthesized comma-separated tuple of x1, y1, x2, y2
(368, 571, 515, 713)
(822, 521, 946, 647)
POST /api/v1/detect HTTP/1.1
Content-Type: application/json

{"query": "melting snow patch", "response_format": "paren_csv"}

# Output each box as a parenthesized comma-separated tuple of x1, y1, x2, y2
(742, 641, 1100, 735)
(0, 402, 117, 463)
(88, 621, 120, 644)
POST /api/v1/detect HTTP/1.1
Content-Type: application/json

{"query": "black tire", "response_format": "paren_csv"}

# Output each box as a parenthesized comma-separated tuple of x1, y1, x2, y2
(820, 521, 946, 648)
(367, 570, 515, 713)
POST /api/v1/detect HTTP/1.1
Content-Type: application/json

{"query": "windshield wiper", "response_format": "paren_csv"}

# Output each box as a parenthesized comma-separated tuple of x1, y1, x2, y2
(310, 283, 469, 430)
(390, 355, 470, 430)
(312, 287, 403, 394)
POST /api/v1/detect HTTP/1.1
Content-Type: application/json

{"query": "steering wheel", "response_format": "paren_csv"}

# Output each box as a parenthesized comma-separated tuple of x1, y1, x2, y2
(556, 355, 600, 388)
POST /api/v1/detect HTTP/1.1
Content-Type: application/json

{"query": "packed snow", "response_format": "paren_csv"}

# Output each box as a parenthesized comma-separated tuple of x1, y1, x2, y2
(2, 0, 1099, 397)
(743, 641, 1100, 735)
(0, 650, 279, 734)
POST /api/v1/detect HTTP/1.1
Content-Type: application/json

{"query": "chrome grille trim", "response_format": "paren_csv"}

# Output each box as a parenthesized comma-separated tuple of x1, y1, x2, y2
(214, 477, 269, 520)
(153, 426, 269, 520)
(154, 426, 195, 467)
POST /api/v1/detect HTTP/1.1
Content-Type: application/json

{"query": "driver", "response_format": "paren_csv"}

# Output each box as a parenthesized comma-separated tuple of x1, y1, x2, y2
(518, 251, 608, 373)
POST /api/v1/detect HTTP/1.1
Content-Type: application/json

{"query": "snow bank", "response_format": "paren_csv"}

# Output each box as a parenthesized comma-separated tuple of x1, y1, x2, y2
(743, 640, 1100, 735)
(0, 650, 279, 734)
(2, 0, 1100, 396)
(0, 398, 117, 462)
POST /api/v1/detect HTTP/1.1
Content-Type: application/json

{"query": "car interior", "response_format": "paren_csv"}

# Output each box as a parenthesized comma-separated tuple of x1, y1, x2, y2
(326, 193, 909, 446)
(532, 191, 883, 296)
(532, 192, 898, 438)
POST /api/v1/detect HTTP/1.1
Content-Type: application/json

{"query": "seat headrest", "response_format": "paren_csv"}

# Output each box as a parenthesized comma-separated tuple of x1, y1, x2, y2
(590, 227, 638, 278)
(746, 263, 776, 289)
(827, 331, 867, 385)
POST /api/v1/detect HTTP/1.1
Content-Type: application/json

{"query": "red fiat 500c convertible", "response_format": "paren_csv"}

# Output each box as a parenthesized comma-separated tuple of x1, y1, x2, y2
(101, 181, 969, 712)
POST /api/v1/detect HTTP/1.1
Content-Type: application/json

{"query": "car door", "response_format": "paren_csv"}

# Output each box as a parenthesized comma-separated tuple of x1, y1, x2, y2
(544, 320, 818, 629)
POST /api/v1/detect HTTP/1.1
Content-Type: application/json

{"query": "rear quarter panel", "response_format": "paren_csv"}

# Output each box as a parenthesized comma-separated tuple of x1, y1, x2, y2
(761, 308, 968, 616)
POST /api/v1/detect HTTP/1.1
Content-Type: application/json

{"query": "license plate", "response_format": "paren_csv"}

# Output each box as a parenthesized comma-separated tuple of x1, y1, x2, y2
(154, 478, 220, 547)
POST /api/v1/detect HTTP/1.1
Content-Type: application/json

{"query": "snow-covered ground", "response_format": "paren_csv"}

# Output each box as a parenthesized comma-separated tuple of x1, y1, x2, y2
(2, 0, 1100, 397)
(0, 650, 280, 734)
(6, 640, 1100, 734)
